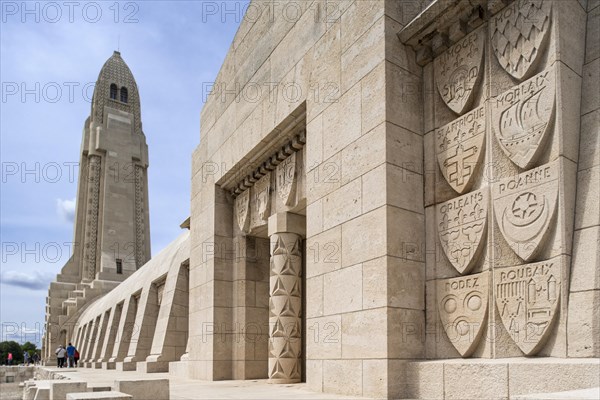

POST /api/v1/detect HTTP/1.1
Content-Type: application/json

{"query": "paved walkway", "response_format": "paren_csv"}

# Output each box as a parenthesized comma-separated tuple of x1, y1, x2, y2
(43, 367, 371, 400)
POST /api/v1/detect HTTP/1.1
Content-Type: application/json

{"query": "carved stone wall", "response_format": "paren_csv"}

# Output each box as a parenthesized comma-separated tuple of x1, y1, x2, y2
(417, 0, 584, 359)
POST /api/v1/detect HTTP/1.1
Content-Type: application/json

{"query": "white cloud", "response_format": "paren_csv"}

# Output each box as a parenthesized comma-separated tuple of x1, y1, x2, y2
(1, 323, 43, 347)
(0, 270, 54, 291)
(56, 198, 76, 223)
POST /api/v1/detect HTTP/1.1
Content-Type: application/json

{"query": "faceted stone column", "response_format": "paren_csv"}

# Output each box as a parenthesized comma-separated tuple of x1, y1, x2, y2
(267, 212, 305, 384)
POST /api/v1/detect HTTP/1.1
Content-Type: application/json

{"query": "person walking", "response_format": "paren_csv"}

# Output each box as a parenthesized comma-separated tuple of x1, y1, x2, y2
(66, 342, 76, 368)
(74, 349, 80, 367)
(24, 351, 29, 366)
(7, 352, 12, 365)
(32, 352, 40, 365)
(55, 345, 66, 368)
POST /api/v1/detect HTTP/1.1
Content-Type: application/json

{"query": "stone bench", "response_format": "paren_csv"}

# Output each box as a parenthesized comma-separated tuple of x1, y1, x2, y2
(30, 380, 52, 400)
(50, 381, 88, 400)
(24, 380, 87, 400)
(114, 378, 169, 400)
(88, 385, 112, 392)
(67, 392, 132, 400)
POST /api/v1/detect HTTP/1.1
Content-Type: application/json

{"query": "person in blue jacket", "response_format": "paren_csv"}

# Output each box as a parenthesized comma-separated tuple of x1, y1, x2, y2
(66, 342, 77, 368)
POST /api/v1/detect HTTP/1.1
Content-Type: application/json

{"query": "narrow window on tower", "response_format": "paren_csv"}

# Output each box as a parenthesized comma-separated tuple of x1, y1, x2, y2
(116, 259, 123, 274)
(120, 87, 128, 103)
(110, 84, 118, 100)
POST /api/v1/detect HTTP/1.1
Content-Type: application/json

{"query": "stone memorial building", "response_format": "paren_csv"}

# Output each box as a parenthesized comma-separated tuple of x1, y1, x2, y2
(42, 0, 599, 398)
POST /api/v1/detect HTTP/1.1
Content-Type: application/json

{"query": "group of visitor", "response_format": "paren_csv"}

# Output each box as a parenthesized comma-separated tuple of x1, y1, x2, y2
(5, 351, 40, 366)
(55, 343, 79, 368)
(23, 351, 40, 365)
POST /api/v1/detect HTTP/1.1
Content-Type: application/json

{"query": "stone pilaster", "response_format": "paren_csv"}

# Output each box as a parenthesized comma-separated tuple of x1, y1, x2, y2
(267, 213, 305, 384)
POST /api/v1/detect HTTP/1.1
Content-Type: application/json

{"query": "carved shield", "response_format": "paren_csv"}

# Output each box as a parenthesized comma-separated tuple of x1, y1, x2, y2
(436, 106, 486, 194)
(235, 189, 250, 234)
(437, 271, 489, 357)
(491, 0, 552, 80)
(254, 172, 271, 223)
(494, 256, 561, 355)
(277, 152, 297, 207)
(434, 28, 485, 115)
(437, 188, 488, 275)
(493, 161, 559, 261)
(492, 67, 556, 169)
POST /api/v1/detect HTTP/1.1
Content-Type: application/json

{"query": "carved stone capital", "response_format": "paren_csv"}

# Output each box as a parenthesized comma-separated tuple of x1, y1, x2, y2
(268, 212, 306, 238)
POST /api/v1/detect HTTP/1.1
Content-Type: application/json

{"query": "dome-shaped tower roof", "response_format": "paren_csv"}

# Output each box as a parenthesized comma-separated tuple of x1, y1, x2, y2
(91, 51, 142, 132)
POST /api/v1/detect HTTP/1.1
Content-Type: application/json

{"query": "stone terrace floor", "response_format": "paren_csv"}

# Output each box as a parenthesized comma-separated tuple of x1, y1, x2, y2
(41, 367, 371, 400)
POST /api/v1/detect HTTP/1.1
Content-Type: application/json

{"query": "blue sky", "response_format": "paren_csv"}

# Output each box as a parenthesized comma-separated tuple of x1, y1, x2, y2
(0, 0, 247, 346)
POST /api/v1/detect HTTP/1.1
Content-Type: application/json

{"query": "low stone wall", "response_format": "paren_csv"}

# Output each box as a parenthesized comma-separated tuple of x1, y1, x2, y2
(34, 366, 70, 381)
(22, 367, 170, 400)
(0, 366, 35, 383)
(394, 358, 600, 399)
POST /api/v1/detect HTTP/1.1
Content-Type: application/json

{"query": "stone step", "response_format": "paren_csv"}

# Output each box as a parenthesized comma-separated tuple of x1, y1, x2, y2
(67, 392, 132, 400)
(76, 283, 92, 291)
(70, 290, 85, 298)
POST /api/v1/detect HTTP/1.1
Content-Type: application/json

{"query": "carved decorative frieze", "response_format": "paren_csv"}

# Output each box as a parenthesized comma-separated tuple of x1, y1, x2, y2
(494, 256, 561, 355)
(491, 0, 552, 81)
(134, 165, 145, 268)
(235, 189, 250, 233)
(437, 188, 488, 275)
(436, 106, 486, 193)
(434, 28, 485, 115)
(492, 67, 556, 169)
(276, 152, 297, 207)
(83, 155, 101, 281)
(268, 232, 302, 383)
(493, 161, 559, 261)
(437, 271, 489, 357)
(231, 131, 305, 196)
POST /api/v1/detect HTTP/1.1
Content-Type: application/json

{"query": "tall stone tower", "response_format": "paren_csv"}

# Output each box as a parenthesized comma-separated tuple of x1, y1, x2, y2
(73, 50, 151, 282)
(42, 52, 150, 362)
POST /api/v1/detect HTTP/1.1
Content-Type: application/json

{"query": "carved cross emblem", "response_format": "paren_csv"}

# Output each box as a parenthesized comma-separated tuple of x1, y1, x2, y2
(436, 106, 486, 194)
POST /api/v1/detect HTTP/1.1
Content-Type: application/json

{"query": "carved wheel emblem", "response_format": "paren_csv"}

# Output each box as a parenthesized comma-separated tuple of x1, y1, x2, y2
(493, 162, 559, 261)
(510, 192, 542, 224)
(491, 0, 552, 80)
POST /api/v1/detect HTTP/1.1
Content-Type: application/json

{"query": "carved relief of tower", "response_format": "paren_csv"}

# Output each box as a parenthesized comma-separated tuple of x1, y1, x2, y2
(72, 51, 151, 283)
